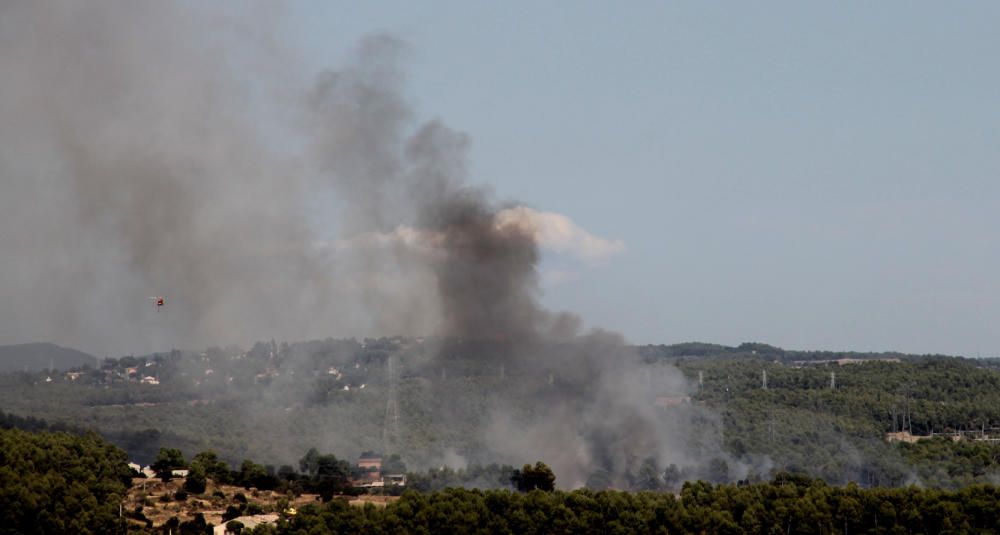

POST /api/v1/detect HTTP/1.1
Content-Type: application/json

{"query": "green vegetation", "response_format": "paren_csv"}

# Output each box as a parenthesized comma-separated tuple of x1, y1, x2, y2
(511, 462, 557, 492)
(247, 477, 1000, 534)
(0, 427, 132, 535)
(407, 463, 516, 492)
(6, 339, 1000, 491)
(152, 447, 186, 481)
(898, 437, 1000, 488)
(665, 349, 1000, 487)
(7, 412, 1000, 533)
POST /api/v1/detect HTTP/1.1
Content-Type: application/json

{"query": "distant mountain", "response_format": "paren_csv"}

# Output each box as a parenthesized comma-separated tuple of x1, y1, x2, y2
(0, 343, 97, 373)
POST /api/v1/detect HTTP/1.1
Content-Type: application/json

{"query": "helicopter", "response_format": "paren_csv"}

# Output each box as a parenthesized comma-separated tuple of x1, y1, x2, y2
(149, 296, 165, 310)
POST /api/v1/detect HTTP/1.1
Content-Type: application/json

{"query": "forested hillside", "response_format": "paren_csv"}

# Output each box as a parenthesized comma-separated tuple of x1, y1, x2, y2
(11, 418, 1000, 535)
(4, 338, 1000, 490)
(247, 480, 1000, 535)
(6, 338, 1000, 533)
(0, 427, 133, 534)
(664, 347, 1000, 487)
(0, 343, 97, 373)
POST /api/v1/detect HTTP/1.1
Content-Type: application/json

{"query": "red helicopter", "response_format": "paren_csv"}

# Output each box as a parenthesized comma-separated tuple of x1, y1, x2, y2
(149, 296, 165, 310)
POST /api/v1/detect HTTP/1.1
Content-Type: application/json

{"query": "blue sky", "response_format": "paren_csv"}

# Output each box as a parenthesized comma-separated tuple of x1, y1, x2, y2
(281, 2, 999, 356)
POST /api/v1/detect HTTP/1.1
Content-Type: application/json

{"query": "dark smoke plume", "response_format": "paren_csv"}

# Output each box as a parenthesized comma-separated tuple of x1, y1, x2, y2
(0, 4, 725, 487)
(305, 36, 725, 487)
(306, 36, 584, 344)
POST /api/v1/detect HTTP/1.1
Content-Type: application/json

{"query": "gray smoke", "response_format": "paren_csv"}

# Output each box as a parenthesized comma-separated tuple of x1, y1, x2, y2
(0, 3, 724, 487)
(0, 2, 341, 355)
(303, 36, 554, 343)
(305, 36, 723, 487)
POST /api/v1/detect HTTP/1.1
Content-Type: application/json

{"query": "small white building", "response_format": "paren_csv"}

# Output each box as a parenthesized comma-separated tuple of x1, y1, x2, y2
(385, 474, 407, 486)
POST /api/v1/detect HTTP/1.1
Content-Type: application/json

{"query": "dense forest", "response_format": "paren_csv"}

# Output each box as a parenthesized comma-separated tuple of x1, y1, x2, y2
(9, 418, 1000, 535)
(5, 338, 1000, 491)
(7, 398, 1000, 533)
(664, 346, 1000, 488)
(9, 420, 1000, 534)
(0, 427, 132, 535)
(243, 480, 1000, 535)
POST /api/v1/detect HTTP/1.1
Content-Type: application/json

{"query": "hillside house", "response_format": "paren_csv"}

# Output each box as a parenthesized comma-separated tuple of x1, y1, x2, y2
(354, 452, 383, 487)
(356, 452, 382, 480)
(384, 474, 407, 486)
(352, 452, 407, 489)
(357, 452, 382, 472)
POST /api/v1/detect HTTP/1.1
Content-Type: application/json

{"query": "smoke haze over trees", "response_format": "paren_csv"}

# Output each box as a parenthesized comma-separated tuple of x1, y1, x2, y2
(5, 4, 995, 489)
(0, 2, 706, 488)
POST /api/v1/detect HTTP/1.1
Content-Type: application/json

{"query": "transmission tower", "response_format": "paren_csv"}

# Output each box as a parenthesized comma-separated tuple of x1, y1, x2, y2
(382, 355, 399, 453)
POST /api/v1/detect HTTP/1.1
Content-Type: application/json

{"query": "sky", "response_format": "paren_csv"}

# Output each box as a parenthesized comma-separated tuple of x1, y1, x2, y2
(270, 2, 1000, 357)
(2, 2, 996, 358)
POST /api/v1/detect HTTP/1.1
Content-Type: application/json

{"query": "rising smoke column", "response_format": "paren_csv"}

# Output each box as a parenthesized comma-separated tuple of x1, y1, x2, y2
(407, 123, 545, 342)
(307, 35, 723, 487)
(308, 36, 591, 344)
(0, 2, 724, 487)
(305, 35, 555, 343)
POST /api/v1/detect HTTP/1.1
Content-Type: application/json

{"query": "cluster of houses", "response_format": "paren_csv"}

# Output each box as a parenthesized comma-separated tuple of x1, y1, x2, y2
(126, 453, 405, 489)
(127, 462, 187, 479)
(790, 357, 902, 368)
(58, 361, 162, 386)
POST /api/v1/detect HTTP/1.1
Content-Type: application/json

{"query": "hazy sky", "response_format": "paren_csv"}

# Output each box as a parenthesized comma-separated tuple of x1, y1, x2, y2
(4, 3, 995, 358)
(279, 2, 998, 357)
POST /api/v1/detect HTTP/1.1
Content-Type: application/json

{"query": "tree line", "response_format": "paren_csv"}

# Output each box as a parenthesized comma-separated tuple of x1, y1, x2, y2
(9, 421, 1000, 534)
(0, 427, 133, 535)
(248, 477, 1000, 534)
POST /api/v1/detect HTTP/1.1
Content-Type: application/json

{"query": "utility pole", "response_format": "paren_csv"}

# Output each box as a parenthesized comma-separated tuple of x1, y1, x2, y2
(762, 370, 768, 390)
(698, 371, 704, 389)
(830, 371, 835, 390)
